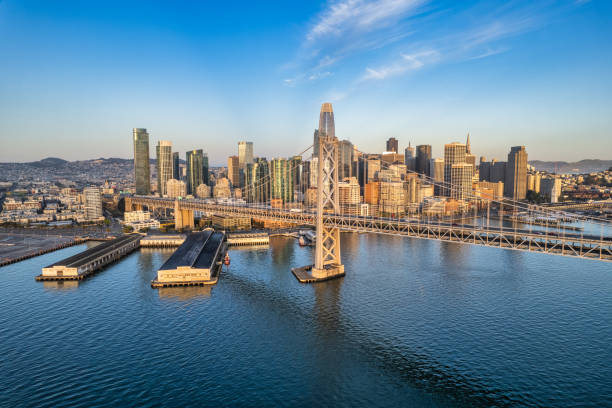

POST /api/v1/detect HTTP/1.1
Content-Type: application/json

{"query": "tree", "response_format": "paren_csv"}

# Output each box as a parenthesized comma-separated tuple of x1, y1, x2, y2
(526, 190, 545, 204)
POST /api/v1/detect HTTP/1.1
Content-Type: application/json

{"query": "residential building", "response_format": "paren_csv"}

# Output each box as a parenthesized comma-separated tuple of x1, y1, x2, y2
(156, 141, 172, 196)
(133, 128, 150, 195)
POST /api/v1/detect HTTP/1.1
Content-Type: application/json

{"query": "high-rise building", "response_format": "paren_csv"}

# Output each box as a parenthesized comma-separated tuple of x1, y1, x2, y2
(156, 141, 172, 197)
(270, 158, 294, 203)
(444, 142, 467, 196)
(540, 177, 561, 203)
(505, 146, 528, 200)
(386, 137, 398, 153)
(405, 143, 416, 172)
(84, 187, 103, 220)
(339, 140, 353, 180)
(450, 163, 474, 200)
(228, 155, 241, 188)
(314, 103, 335, 157)
(429, 158, 444, 195)
(133, 128, 150, 195)
(186, 149, 204, 195)
(238, 141, 254, 168)
(245, 158, 270, 203)
(166, 179, 187, 198)
(172, 152, 180, 180)
(338, 177, 361, 215)
(416, 145, 432, 175)
(202, 153, 209, 185)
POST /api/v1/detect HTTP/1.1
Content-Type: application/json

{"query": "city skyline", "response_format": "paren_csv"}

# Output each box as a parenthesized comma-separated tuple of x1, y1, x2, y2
(1, 1, 611, 163)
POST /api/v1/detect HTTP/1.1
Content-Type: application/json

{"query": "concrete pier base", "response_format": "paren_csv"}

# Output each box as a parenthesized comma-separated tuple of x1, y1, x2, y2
(291, 264, 345, 283)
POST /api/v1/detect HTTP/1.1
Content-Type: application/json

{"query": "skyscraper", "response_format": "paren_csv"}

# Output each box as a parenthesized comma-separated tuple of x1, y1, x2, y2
(404, 143, 416, 171)
(271, 158, 294, 203)
(84, 187, 103, 220)
(450, 163, 474, 200)
(429, 158, 444, 195)
(338, 139, 353, 180)
(133, 128, 150, 195)
(228, 155, 241, 188)
(172, 152, 180, 180)
(202, 153, 209, 185)
(386, 137, 398, 153)
(238, 141, 254, 167)
(416, 145, 432, 175)
(186, 149, 204, 195)
(245, 158, 270, 203)
(156, 141, 172, 197)
(443, 142, 467, 196)
(314, 102, 335, 157)
(505, 146, 528, 199)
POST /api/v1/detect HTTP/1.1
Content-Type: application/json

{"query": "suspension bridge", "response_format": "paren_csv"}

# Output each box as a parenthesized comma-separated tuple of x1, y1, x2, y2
(125, 135, 612, 282)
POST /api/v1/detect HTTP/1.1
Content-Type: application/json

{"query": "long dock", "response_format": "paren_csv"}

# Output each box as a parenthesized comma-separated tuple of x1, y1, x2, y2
(227, 232, 269, 246)
(140, 234, 186, 247)
(36, 234, 141, 281)
(151, 230, 226, 288)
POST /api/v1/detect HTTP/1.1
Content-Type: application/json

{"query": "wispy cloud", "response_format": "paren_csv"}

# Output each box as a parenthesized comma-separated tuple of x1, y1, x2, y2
(361, 50, 438, 80)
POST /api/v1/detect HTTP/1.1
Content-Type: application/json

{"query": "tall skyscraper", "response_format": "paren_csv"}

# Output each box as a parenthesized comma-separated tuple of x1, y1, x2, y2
(132, 128, 150, 195)
(450, 163, 474, 200)
(186, 149, 204, 195)
(339, 139, 353, 180)
(443, 142, 467, 196)
(245, 158, 270, 203)
(404, 143, 416, 171)
(156, 141, 172, 197)
(172, 152, 180, 180)
(416, 145, 432, 175)
(238, 141, 254, 167)
(429, 158, 444, 195)
(386, 137, 398, 153)
(228, 155, 241, 188)
(505, 146, 528, 199)
(202, 153, 209, 185)
(314, 102, 335, 157)
(271, 158, 294, 203)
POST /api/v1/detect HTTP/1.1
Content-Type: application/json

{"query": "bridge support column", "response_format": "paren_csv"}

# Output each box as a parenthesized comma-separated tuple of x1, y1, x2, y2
(174, 200, 194, 230)
(292, 134, 344, 283)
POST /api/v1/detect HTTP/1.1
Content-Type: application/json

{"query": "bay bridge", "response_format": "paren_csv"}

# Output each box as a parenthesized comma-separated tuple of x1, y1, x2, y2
(126, 134, 612, 282)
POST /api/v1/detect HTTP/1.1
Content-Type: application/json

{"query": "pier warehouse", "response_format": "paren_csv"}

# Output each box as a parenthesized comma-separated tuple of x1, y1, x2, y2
(152, 230, 226, 287)
(38, 235, 141, 281)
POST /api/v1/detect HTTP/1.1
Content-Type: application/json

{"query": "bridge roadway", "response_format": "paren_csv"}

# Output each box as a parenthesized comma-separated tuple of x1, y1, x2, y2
(129, 196, 612, 262)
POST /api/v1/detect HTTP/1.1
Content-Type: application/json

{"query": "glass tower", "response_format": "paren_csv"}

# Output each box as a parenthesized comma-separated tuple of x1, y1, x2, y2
(156, 141, 172, 196)
(133, 128, 150, 195)
(314, 102, 335, 157)
(271, 158, 294, 203)
(186, 149, 204, 195)
(172, 152, 180, 180)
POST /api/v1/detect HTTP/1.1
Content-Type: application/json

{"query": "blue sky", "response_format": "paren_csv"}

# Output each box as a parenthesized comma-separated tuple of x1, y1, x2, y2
(0, 0, 610, 165)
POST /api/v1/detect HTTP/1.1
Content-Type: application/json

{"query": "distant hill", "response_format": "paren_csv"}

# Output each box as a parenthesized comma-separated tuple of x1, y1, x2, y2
(529, 159, 612, 174)
(28, 157, 68, 168)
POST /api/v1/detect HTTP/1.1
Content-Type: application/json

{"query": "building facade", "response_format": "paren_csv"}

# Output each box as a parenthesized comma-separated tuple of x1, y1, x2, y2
(133, 128, 151, 195)
(505, 146, 528, 200)
(186, 149, 204, 195)
(156, 141, 173, 197)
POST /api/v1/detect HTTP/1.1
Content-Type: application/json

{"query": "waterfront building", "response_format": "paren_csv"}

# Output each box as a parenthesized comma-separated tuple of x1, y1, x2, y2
(156, 141, 173, 197)
(211, 214, 251, 231)
(133, 128, 151, 195)
(228, 155, 241, 188)
(270, 158, 294, 203)
(196, 183, 211, 198)
(84, 187, 103, 220)
(416, 145, 432, 175)
(386, 137, 398, 153)
(450, 163, 474, 200)
(505, 146, 528, 200)
(314, 102, 335, 157)
(172, 152, 180, 180)
(238, 141, 254, 168)
(444, 142, 467, 196)
(166, 179, 187, 198)
(186, 149, 204, 195)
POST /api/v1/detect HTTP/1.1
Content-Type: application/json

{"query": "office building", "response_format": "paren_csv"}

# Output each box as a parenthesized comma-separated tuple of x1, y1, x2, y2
(443, 142, 467, 196)
(245, 158, 270, 203)
(186, 150, 204, 195)
(166, 179, 187, 198)
(450, 163, 474, 200)
(228, 156, 241, 188)
(196, 183, 211, 198)
(84, 187, 103, 220)
(339, 140, 353, 180)
(172, 152, 180, 180)
(314, 102, 335, 157)
(386, 137, 398, 153)
(540, 177, 562, 203)
(156, 141, 173, 197)
(238, 141, 254, 168)
(505, 146, 528, 200)
(338, 177, 361, 215)
(213, 178, 231, 199)
(527, 173, 541, 193)
(416, 144, 432, 175)
(270, 158, 294, 203)
(405, 143, 416, 171)
(133, 128, 151, 195)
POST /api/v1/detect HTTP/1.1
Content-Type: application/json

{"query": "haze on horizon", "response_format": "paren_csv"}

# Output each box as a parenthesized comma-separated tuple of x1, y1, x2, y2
(0, 0, 610, 166)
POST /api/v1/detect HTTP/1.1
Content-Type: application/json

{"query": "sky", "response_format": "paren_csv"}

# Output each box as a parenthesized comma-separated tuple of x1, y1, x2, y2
(0, 0, 610, 165)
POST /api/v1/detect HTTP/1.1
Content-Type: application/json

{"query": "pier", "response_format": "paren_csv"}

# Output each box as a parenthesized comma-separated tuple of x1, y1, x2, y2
(36, 234, 141, 281)
(140, 234, 186, 247)
(151, 230, 226, 288)
(227, 232, 269, 246)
